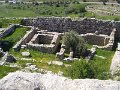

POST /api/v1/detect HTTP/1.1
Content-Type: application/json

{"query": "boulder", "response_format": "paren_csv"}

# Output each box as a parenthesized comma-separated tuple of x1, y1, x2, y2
(21, 52, 30, 57)
(5, 55, 16, 63)
(0, 71, 120, 90)
(2, 52, 16, 63)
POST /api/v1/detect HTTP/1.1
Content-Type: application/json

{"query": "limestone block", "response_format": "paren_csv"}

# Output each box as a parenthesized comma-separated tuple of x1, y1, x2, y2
(21, 52, 30, 57)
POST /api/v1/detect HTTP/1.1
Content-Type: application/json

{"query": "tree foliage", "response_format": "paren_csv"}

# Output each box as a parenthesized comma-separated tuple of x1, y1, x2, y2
(63, 31, 87, 57)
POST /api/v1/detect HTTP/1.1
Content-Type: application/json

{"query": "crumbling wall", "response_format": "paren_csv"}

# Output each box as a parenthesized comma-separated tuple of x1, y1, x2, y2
(22, 18, 118, 36)
(27, 32, 61, 53)
(81, 33, 110, 46)
(0, 24, 19, 38)
(13, 27, 35, 51)
(37, 35, 53, 44)
(110, 43, 120, 75)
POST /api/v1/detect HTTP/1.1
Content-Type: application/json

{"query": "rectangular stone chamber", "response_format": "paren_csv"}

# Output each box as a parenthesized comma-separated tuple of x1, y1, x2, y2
(82, 34, 110, 46)
(34, 34, 53, 44)
(27, 31, 61, 54)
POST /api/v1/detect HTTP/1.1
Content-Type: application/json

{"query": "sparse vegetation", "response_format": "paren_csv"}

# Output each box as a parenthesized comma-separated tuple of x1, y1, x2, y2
(64, 49, 114, 80)
(0, 2, 86, 17)
(0, 1, 118, 80)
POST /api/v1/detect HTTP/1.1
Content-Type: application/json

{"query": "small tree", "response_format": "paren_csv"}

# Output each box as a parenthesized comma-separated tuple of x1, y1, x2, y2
(114, 17, 120, 21)
(63, 31, 87, 57)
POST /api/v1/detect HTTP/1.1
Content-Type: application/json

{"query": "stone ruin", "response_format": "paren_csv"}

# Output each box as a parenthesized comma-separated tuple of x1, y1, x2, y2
(21, 17, 120, 50)
(27, 30, 61, 53)
(0, 24, 19, 38)
(10, 17, 119, 61)
(13, 28, 62, 53)
(81, 28, 116, 50)
(0, 17, 118, 62)
(21, 17, 120, 37)
(110, 43, 120, 75)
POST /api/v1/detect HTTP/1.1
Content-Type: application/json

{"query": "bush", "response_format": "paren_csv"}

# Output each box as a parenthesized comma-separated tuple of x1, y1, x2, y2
(64, 60, 95, 79)
(64, 59, 111, 79)
(65, 4, 86, 14)
(114, 17, 120, 21)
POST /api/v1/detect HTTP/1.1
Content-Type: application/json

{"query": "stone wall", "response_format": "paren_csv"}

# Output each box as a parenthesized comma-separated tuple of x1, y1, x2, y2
(22, 17, 120, 37)
(37, 34, 53, 44)
(0, 24, 19, 38)
(13, 27, 35, 51)
(81, 33, 110, 46)
(27, 32, 61, 53)
(110, 43, 120, 75)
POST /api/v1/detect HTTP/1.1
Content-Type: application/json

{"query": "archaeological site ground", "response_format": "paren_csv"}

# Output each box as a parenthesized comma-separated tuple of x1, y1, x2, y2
(0, 0, 120, 90)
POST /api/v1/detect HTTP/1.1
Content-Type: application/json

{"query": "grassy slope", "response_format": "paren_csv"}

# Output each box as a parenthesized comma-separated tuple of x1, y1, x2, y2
(0, 26, 31, 79)
(0, 3, 119, 20)
(10, 49, 66, 73)
(0, 66, 18, 79)
(9, 47, 115, 77)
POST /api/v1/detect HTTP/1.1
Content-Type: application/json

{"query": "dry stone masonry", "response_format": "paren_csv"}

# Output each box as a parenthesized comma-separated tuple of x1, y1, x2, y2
(22, 17, 120, 37)
(110, 43, 120, 75)
(27, 31, 62, 53)
(13, 26, 35, 51)
(0, 24, 19, 38)
(20, 17, 120, 51)
(11, 17, 119, 55)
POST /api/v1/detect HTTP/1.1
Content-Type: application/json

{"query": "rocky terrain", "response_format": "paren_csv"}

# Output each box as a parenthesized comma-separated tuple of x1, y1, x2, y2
(0, 71, 120, 90)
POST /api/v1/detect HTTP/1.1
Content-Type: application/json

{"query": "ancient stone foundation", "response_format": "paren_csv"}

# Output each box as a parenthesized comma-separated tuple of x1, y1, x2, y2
(13, 27, 62, 53)
(27, 31, 61, 53)
(13, 17, 119, 53)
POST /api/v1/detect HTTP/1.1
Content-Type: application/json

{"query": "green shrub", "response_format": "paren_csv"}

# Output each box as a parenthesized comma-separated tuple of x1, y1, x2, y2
(64, 60, 95, 79)
(64, 59, 111, 80)
(65, 4, 86, 14)
(114, 17, 120, 21)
